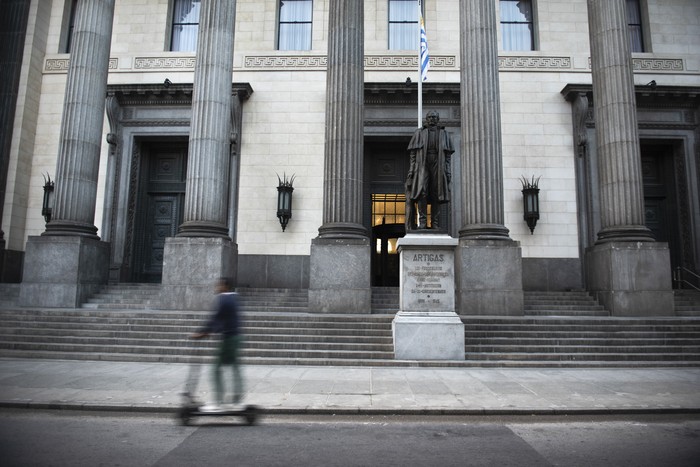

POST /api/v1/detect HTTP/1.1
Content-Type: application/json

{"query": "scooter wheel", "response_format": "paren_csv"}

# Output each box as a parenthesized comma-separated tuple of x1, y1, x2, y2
(177, 407, 192, 426)
(245, 407, 257, 426)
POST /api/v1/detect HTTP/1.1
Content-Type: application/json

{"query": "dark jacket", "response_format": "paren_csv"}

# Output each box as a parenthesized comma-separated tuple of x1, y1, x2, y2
(200, 292, 240, 336)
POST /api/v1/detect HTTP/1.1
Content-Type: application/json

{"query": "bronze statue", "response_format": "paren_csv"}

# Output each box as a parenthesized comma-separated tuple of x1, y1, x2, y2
(405, 111, 454, 230)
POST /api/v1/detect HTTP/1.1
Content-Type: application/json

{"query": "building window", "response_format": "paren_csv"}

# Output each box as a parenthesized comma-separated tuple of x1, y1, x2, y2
(170, 0, 200, 52)
(278, 0, 313, 51)
(389, 0, 420, 50)
(372, 194, 406, 228)
(63, 0, 78, 53)
(500, 0, 535, 51)
(627, 0, 645, 52)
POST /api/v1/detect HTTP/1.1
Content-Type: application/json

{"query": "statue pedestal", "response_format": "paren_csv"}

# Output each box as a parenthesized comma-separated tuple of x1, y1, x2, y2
(392, 233, 465, 360)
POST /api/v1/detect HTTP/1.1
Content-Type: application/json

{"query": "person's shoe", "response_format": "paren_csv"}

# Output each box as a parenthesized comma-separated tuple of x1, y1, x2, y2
(199, 404, 223, 413)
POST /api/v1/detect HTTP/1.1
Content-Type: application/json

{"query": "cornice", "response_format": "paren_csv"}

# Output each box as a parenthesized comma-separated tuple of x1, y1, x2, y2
(106, 83, 254, 106)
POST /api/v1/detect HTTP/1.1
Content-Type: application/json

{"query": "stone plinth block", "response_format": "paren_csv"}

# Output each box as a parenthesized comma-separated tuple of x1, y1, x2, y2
(20, 236, 109, 308)
(586, 242, 673, 316)
(308, 238, 371, 313)
(0, 248, 24, 283)
(398, 233, 458, 313)
(455, 239, 524, 315)
(393, 311, 465, 360)
(161, 237, 237, 310)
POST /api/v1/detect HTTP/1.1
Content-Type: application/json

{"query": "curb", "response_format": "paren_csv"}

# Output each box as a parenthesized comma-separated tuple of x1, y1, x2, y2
(3, 401, 700, 417)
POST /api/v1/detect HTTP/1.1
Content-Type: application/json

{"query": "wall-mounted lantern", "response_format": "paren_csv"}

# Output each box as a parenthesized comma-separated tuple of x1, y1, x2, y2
(277, 173, 295, 232)
(521, 175, 540, 234)
(42, 173, 55, 223)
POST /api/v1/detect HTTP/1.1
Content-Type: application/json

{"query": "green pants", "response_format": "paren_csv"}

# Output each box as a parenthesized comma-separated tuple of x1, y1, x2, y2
(212, 334, 243, 404)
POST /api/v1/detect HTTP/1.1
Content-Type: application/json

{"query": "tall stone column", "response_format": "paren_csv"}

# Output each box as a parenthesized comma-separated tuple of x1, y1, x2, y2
(455, 0, 522, 315)
(20, 0, 115, 307)
(0, 0, 31, 282)
(45, 0, 114, 238)
(308, 0, 371, 313)
(161, 0, 238, 310)
(585, 0, 672, 315)
(588, 0, 652, 243)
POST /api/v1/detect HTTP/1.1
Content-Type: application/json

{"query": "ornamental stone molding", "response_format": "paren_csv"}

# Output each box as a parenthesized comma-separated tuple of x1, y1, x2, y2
(498, 55, 571, 69)
(243, 54, 456, 70)
(45, 57, 118, 73)
(632, 58, 684, 71)
(244, 55, 327, 69)
(134, 56, 196, 69)
(43, 55, 688, 74)
(585, 57, 685, 71)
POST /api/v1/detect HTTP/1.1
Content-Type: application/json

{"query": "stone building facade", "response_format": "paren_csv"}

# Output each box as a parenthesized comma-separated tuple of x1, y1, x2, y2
(1, 0, 698, 315)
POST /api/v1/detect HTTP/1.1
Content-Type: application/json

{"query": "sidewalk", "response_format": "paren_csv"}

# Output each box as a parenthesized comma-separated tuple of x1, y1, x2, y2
(1, 358, 699, 415)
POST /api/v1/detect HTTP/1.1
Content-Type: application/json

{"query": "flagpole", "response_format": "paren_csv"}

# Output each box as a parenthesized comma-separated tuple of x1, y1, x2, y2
(417, 0, 423, 128)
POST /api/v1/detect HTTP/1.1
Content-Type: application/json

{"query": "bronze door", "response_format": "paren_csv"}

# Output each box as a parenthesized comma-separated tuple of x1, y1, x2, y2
(133, 142, 187, 283)
(641, 143, 681, 274)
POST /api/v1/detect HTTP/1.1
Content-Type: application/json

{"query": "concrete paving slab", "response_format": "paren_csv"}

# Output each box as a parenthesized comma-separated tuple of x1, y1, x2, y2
(0, 358, 699, 415)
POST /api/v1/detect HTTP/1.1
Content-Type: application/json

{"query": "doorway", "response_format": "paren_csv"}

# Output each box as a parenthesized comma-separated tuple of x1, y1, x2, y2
(132, 140, 188, 283)
(371, 194, 406, 286)
(366, 138, 412, 286)
(641, 141, 682, 277)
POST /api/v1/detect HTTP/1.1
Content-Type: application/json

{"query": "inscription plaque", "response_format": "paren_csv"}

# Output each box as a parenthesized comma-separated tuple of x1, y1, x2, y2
(399, 234, 457, 313)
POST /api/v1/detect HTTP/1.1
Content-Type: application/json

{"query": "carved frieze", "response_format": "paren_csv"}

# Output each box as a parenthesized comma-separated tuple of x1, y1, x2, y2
(632, 58, 684, 71)
(243, 55, 456, 70)
(134, 56, 196, 69)
(45, 57, 118, 73)
(498, 56, 571, 70)
(244, 55, 327, 69)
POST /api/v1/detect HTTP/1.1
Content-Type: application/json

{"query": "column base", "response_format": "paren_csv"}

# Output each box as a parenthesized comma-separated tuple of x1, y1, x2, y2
(161, 237, 237, 310)
(20, 236, 109, 308)
(393, 311, 465, 360)
(308, 237, 371, 313)
(586, 241, 673, 316)
(455, 239, 524, 315)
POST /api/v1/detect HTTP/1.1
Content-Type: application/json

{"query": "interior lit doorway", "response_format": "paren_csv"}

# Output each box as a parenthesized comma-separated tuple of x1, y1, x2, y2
(371, 194, 406, 286)
(366, 136, 412, 287)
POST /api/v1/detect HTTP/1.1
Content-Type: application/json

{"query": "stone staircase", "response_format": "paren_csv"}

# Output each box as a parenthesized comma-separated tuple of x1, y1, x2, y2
(524, 291, 608, 317)
(0, 308, 395, 365)
(83, 284, 395, 314)
(1, 284, 699, 367)
(463, 316, 700, 366)
(674, 289, 700, 317)
(0, 284, 20, 309)
(81, 283, 161, 310)
(371, 287, 400, 313)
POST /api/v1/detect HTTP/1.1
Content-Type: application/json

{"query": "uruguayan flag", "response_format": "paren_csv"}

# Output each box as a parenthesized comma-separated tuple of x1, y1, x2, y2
(419, 15, 430, 81)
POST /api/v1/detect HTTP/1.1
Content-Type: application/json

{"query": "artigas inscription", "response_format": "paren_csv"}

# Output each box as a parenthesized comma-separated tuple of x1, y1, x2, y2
(406, 252, 450, 305)
(412, 253, 445, 262)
